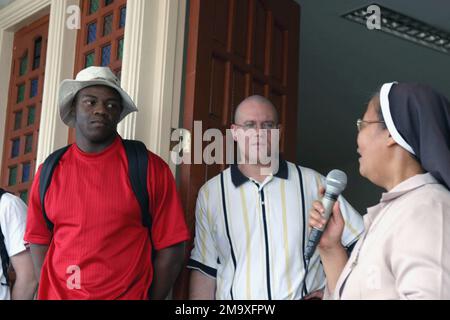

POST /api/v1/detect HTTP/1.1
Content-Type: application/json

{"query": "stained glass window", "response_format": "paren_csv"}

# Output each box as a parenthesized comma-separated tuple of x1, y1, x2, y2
(14, 111, 23, 131)
(11, 139, 20, 158)
(25, 134, 33, 154)
(103, 14, 113, 36)
(33, 37, 42, 70)
(101, 44, 111, 66)
(87, 22, 97, 44)
(2, 15, 47, 199)
(27, 106, 36, 126)
(8, 166, 18, 186)
(19, 53, 28, 76)
(30, 79, 38, 98)
(85, 52, 95, 67)
(89, 0, 99, 14)
(17, 84, 25, 103)
(22, 162, 31, 182)
(119, 7, 126, 29)
(118, 38, 124, 60)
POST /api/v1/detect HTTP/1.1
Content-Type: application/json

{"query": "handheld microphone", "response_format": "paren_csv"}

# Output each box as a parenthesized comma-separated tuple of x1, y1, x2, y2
(304, 169, 347, 261)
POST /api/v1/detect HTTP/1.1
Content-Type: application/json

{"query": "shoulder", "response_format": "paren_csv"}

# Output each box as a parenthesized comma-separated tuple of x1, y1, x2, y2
(421, 183, 450, 202)
(387, 184, 450, 239)
(389, 184, 450, 257)
(301, 166, 325, 181)
(45, 144, 74, 163)
(145, 151, 178, 193)
(287, 161, 324, 178)
(0, 193, 27, 221)
(400, 183, 450, 215)
(119, 139, 169, 171)
(147, 150, 170, 170)
(0, 193, 26, 210)
(198, 168, 229, 197)
(286, 161, 325, 185)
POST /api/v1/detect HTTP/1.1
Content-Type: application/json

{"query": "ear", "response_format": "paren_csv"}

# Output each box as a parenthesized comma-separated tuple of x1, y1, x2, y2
(386, 132, 397, 147)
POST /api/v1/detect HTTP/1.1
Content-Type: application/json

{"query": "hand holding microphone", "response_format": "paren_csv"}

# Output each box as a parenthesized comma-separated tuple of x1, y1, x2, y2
(304, 170, 347, 261)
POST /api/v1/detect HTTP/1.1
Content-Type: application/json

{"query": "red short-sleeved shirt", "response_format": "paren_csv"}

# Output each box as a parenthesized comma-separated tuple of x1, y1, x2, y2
(24, 136, 190, 300)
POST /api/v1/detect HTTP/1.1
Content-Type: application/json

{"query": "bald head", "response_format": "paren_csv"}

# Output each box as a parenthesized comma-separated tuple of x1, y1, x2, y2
(234, 95, 279, 124)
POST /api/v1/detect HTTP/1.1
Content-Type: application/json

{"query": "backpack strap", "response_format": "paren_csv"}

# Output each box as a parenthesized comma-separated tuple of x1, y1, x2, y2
(39, 146, 71, 232)
(0, 189, 10, 286)
(122, 140, 151, 231)
(38, 141, 152, 235)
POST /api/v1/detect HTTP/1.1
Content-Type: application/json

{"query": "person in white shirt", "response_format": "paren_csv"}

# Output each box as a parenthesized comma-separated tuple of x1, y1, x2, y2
(188, 95, 364, 300)
(0, 188, 37, 300)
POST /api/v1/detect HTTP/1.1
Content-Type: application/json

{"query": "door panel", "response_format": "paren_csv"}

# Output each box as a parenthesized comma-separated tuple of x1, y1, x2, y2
(0, 15, 49, 203)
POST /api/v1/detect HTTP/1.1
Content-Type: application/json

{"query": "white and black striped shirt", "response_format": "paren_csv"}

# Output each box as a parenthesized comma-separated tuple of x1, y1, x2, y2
(188, 160, 364, 300)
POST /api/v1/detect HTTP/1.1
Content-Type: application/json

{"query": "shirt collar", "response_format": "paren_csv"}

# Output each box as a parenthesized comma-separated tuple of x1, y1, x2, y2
(363, 173, 438, 229)
(380, 173, 438, 203)
(230, 158, 289, 187)
(74, 134, 121, 159)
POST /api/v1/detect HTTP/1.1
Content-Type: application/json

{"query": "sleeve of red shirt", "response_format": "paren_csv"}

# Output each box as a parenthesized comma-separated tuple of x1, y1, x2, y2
(147, 152, 190, 250)
(23, 165, 53, 246)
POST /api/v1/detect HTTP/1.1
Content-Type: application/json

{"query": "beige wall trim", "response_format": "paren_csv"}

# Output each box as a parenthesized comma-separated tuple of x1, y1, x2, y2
(36, 0, 78, 167)
(0, 0, 50, 30)
(116, 0, 144, 141)
(120, 0, 187, 165)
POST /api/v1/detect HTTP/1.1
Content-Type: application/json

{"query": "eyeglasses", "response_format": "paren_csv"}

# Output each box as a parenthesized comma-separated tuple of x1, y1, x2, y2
(356, 119, 385, 132)
(234, 121, 278, 131)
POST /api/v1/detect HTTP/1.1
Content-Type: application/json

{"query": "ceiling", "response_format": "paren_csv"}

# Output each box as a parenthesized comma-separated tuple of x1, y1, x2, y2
(295, 0, 450, 210)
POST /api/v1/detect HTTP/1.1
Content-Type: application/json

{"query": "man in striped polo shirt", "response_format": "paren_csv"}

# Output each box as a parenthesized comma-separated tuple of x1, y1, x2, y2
(188, 95, 364, 300)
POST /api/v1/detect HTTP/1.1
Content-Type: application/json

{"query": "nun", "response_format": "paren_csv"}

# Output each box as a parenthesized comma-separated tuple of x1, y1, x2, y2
(309, 82, 450, 299)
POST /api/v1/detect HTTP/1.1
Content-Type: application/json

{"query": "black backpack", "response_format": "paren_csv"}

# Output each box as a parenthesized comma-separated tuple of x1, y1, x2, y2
(39, 139, 152, 236)
(0, 188, 11, 287)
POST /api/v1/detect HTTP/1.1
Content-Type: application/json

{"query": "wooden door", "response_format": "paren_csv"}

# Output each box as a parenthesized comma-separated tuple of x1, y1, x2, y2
(0, 15, 49, 203)
(174, 0, 300, 299)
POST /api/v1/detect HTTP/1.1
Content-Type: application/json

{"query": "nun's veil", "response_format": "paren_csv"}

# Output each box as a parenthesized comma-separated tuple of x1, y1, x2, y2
(380, 82, 450, 190)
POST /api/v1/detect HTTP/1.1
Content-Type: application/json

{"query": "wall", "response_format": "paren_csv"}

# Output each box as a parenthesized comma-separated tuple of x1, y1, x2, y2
(295, 0, 450, 213)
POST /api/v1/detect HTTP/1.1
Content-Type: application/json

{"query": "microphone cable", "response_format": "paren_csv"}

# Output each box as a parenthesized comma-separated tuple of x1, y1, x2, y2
(302, 258, 310, 298)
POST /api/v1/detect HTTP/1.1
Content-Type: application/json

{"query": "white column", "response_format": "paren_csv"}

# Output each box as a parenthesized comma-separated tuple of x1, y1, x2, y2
(119, 0, 187, 166)
(36, 0, 79, 166)
(116, 0, 145, 141)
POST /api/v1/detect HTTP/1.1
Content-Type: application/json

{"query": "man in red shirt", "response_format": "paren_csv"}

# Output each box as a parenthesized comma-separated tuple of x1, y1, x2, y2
(25, 66, 190, 300)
